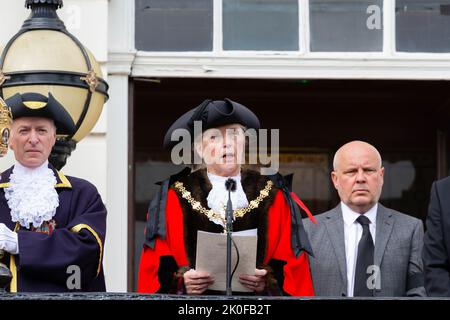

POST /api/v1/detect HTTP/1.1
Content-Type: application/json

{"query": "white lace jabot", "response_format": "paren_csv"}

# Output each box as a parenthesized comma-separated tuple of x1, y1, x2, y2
(4, 161, 59, 229)
(206, 171, 249, 227)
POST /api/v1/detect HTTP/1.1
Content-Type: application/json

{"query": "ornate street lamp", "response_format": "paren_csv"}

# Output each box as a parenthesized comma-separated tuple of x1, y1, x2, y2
(0, 0, 109, 169)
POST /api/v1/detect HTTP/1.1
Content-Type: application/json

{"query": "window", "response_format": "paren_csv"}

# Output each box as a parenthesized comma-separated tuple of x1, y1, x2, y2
(135, 0, 213, 51)
(223, 0, 299, 50)
(133, 0, 450, 55)
(396, 0, 450, 53)
(309, 0, 383, 52)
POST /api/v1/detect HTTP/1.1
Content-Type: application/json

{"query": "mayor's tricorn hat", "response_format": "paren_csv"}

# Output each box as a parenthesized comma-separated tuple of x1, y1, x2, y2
(5, 92, 76, 135)
(163, 98, 260, 149)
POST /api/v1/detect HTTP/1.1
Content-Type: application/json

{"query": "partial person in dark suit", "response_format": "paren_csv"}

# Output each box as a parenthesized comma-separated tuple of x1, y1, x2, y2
(303, 140, 425, 297)
(423, 176, 450, 296)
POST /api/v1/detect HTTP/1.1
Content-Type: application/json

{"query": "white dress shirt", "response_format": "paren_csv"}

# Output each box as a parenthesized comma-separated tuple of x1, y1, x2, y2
(341, 202, 377, 297)
(205, 171, 249, 227)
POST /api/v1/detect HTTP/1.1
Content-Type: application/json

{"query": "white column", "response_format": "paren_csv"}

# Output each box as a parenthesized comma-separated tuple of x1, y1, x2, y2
(104, 75, 129, 292)
(105, 0, 136, 292)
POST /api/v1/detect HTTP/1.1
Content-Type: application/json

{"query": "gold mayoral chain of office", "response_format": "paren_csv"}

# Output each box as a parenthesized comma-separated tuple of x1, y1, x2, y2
(173, 180, 274, 226)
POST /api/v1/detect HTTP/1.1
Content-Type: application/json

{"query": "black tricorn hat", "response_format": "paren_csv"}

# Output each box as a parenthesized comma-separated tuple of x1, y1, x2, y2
(163, 98, 260, 149)
(5, 92, 76, 135)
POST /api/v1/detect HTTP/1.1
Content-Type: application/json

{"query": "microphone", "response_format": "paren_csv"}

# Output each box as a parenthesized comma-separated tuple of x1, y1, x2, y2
(225, 178, 236, 232)
(225, 178, 237, 192)
(225, 178, 236, 296)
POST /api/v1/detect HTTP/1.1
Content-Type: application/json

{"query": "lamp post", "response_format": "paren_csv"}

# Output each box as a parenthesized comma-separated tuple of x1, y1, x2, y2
(0, 0, 109, 169)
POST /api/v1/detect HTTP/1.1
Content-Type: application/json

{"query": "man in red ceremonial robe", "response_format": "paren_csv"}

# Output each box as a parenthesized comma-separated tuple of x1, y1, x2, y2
(138, 99, 314, 296)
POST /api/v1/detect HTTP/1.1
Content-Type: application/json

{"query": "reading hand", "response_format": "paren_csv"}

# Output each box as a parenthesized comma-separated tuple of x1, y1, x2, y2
(239, 268, 267, 293)
(184, 269, 215, 295)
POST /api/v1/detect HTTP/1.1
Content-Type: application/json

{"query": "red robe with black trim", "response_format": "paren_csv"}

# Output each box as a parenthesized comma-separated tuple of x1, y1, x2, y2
(138, 170, 314, 296)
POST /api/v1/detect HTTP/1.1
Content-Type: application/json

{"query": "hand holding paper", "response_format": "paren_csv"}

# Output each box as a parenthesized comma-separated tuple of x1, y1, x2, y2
(239, 268, 268, 293)
(183, 269, 215, 295)
(195, 229, 258, 293)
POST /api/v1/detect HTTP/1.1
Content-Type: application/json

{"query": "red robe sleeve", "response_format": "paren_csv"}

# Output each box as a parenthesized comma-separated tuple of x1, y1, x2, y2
(265, 190, 315, 296)
(138, 188, 315, 296)
(138, 189, 188, 293)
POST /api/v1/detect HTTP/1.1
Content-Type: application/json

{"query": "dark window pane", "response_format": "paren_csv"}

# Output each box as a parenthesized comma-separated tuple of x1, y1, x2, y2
(223, 0, 299, 50)
(396, 0, 450, 53)
(135, 0, 213, 51)
(310, 0, 383, 52)
(380, 154, 435, 222)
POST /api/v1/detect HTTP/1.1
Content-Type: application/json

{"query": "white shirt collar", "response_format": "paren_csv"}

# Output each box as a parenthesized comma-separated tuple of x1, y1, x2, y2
(207, 171, 241, 184)
(14, 160, 50, 176)
(205, 170, 249, 227)
(341, 201, 378, 227)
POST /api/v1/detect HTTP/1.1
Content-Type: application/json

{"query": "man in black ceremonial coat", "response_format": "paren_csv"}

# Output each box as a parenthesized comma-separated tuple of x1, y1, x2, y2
(0, 92, 106, 292)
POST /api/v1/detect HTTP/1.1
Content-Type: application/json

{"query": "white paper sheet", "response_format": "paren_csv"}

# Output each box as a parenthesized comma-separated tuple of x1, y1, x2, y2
(195, 229, 258, 292)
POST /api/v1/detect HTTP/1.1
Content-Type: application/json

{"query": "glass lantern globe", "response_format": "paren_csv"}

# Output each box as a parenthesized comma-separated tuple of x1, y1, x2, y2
(0, 0, 109, 169)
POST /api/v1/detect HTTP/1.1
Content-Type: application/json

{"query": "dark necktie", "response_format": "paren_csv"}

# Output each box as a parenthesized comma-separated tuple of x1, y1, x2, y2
(353, 215, 374, 297)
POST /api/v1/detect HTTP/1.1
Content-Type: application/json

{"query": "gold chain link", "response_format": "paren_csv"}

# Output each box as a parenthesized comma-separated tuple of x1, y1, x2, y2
(174, 180, 273, 226)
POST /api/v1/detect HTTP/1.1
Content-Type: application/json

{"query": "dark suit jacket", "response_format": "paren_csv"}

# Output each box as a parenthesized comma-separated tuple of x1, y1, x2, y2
(423, 177, 450, 296)
(304, 203, 425, 297)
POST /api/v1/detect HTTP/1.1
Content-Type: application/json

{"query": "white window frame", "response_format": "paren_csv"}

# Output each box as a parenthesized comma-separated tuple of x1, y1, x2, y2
(124, 0, 450, 80)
